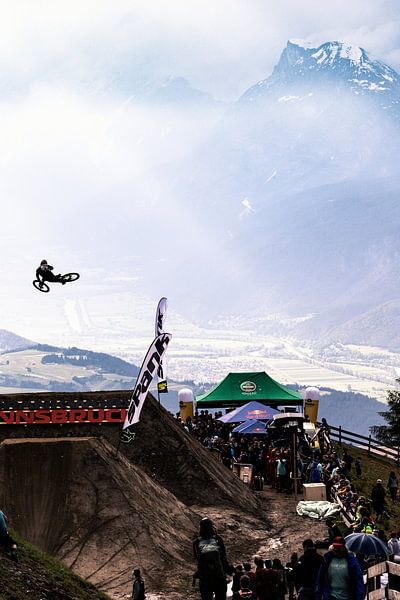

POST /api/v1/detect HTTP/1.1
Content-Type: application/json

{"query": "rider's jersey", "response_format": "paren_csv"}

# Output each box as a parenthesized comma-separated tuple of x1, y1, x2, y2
(36, 265, 54, 279)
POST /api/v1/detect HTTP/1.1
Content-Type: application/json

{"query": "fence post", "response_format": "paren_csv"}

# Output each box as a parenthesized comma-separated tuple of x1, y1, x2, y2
(338, 425, 342, 445)
(368, 435, 371, 456)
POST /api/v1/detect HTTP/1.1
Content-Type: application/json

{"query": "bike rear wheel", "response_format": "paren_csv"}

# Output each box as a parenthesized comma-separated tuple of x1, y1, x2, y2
(33, 280, 50, 293)
(61, 272, 80, 283)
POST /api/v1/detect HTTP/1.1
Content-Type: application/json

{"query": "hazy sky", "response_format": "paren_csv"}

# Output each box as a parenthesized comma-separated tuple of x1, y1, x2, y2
(1, 1, 400, 99)
(1, 0, 400, 343)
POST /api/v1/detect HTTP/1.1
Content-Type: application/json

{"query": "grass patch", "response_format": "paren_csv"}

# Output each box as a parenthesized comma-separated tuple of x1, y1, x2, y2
(0, 531, 111, 600)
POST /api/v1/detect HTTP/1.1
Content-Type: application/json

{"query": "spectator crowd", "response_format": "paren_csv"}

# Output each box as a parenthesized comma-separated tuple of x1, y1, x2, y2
(178, 409, 400, 600)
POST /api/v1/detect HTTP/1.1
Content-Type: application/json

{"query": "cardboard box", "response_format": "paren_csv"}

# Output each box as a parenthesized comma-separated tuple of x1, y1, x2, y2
(232, 463, 253, 485)
(303, 483, 326, 501)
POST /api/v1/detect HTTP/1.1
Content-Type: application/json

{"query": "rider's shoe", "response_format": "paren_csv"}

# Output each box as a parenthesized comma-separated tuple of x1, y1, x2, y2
(61, 281, 66, 285)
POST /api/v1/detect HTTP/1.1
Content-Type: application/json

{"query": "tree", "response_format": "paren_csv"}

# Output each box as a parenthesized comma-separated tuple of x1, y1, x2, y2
(370, 379, 400, 446)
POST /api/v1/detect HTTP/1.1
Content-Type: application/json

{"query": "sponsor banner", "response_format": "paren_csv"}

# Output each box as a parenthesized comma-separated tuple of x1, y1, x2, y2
(155, 297, 168, 387)
(123, 332, 172, 429)
(157, 380, 168, 394)
(0, 408, 126, 425)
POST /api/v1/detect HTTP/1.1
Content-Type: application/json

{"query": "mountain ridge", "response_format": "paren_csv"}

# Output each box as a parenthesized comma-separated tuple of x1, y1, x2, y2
(240, 39, 400, 119)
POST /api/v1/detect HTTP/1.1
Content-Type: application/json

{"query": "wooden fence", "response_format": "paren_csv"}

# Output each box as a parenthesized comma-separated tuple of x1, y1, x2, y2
(328, 425, 400, 465)
(367, 561, 400, 600)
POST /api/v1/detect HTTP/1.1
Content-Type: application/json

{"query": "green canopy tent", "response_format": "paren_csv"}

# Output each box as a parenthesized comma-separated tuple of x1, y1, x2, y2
(196, 371, 302, 409)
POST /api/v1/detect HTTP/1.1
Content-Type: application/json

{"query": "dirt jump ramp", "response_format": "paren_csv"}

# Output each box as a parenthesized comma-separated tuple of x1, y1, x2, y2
(0, 437, 197, 599)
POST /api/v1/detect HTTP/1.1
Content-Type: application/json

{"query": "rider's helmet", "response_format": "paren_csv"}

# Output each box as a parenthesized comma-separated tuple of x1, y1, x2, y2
(40, 260, 48, 265)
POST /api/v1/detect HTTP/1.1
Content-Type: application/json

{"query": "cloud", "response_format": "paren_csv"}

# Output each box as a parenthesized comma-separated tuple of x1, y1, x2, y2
(0, 0, 400, 341)
(0, 1, 399, 99)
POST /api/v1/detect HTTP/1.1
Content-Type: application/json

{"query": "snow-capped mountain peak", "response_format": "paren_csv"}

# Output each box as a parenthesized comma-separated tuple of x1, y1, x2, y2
(241, 39, 400, 118)
(287, 39, 367, 65)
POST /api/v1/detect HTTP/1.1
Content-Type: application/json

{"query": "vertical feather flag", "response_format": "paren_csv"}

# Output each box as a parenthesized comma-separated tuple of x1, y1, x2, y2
(123, 332, 172, 429)
(155, 297, 168, 393)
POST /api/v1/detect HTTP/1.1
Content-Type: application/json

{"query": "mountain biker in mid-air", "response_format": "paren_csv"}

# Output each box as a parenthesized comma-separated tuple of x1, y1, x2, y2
(35, 260, 66, 286)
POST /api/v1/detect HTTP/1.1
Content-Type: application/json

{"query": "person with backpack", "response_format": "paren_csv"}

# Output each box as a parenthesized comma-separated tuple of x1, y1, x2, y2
(193, 517, 230, 600)
(131, 568, 145, 600)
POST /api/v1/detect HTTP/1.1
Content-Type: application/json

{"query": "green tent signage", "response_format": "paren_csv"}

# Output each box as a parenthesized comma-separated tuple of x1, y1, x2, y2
(196, 371, 302, 408)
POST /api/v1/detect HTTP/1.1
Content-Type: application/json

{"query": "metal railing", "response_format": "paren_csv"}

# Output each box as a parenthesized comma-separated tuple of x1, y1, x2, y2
(328, 425, 400, 464)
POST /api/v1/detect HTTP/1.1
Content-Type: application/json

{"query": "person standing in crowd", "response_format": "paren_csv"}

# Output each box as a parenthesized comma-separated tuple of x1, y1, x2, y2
(320, 418, 330, 435)
(388, 531, 400, 559)
(0, 508, 18, 562)
(272, 558, 287, 600)
(232, 565, 244, 597)
(193, 517, 229, 600)
(286, 552, 299, 600)
(276, 456, 287, 492)
(342, 450, 353, 474)
(387, 471, 399, 503)
(371, 479, 386, 522)
(318, 537, 365, 600)
(254, 557, 279, 600)
(243, 562, 257, 594)
(232, 575, 256, 600)
(325, 519, 342, 545)
(131, 568, 145, 600)
(296, 539, 325, 600)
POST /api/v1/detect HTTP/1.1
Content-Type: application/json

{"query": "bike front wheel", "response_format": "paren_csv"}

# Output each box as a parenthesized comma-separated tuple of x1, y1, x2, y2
(33, 280, 50, 293)
(61, 272, 80, 283)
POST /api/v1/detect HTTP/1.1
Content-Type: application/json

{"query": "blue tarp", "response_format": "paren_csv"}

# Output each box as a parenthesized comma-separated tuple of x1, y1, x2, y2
(232, 419, 268, 435)
(218, 401, 280, 424)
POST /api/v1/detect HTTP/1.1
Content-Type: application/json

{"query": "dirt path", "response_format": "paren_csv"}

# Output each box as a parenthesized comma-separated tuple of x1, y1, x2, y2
(145, 485, 329, 600)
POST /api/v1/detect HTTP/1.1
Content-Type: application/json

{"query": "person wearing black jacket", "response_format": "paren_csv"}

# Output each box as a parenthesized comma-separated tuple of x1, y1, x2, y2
(295, 539, 324, 600)
(371, 479, 386, 522)
(131, 569, 145, 600)
(193, 517, 230, 600)
(36, 260, 65, 285)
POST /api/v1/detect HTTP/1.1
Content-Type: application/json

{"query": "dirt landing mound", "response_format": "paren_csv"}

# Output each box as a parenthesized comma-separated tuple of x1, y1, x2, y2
(0, 437, 197, 598)
(113, 395, 260, 510)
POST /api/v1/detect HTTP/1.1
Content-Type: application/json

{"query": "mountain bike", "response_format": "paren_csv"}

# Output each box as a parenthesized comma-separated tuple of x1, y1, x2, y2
(32, 272, 80, 293)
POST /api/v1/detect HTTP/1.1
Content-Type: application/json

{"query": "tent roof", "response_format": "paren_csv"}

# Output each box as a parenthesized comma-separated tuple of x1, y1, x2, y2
(232, 419, 268, 435)
(218, 401, 279, 423)
(196, 371, 302, 408)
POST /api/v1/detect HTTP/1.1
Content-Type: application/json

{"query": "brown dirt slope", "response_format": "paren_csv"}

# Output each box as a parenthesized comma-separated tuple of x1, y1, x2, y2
(0, 390, 259, 511)
(0, 437, 197, 599)
(117, 395, 260, 510)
